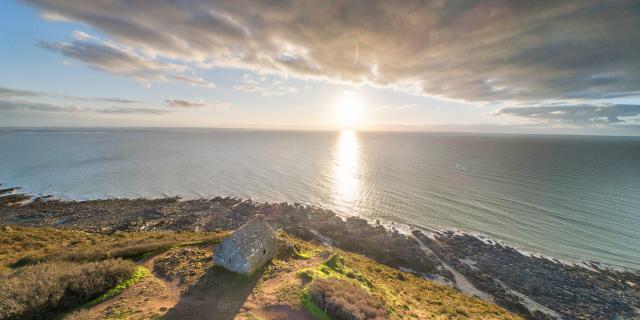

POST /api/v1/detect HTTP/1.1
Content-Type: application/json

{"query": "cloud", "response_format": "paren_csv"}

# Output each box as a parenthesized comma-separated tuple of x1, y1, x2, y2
(95, 97, 139, 104)
(23, 1, 640, 102)
(39, 33, 215, 88)
(494, 104, 640, 125)
(0, 99, 168, 115)
(97, 106, 171, 115)
(0, 86, 140, 103)
(166, 99, 232, 109)
(379, 104, 420, 111)
(0, 99, 81, 113)
(233, 74, 298, 96)
(165, 99, 206, 108)
(0, 87, 41, 97)
(169, 75, 216, 88)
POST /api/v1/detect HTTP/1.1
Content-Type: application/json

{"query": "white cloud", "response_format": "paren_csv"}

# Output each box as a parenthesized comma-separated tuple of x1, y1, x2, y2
(0, 98, 169, 115)
(40, 32, 215, 88)
(233, 74, 298, 96)
(165, 99, 232, 109)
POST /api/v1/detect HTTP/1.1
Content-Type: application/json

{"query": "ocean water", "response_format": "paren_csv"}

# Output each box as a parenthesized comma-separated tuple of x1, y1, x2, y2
(1, 128, 639, 269)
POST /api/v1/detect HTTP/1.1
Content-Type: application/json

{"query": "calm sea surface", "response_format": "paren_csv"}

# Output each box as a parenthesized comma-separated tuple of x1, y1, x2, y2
(1, 128, 639, 269)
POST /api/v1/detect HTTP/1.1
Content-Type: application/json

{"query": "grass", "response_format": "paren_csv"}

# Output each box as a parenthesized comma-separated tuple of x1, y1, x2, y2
(301, 289, 332, 320)
(307, 278, 387, 320)
(0, 225, 226, 319)
(278, 230, 521, 320)
(85, 265, 151, 307)
(0, 226, 520, 320)
(297, 254, 372, 288)
(0, 225, 225, 272)
(0, 259, 135, 320)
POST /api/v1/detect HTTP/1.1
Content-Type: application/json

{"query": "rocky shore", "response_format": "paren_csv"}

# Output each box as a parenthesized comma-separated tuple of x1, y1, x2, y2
(1, 186, 638, 320)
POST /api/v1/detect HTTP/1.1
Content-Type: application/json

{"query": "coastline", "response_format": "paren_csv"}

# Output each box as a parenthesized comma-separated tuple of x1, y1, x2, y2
(1, 185, 639, 319)
(3, 184, 635, 272)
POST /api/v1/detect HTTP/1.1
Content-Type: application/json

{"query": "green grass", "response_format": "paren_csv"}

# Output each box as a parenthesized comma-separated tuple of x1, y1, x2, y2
(301, 289, 332, 320)
(297, 254, 372, 288)
(85, 265, 151, 307)
(277, 230, 521, 319)
(294, 247, 320, 260)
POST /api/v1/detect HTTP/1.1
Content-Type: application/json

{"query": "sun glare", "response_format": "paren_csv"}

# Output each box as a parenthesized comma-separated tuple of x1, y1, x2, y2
(335, 91, 365, 129)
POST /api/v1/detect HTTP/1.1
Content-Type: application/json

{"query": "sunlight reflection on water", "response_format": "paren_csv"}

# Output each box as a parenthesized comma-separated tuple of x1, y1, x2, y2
(331, 130, 361, 212)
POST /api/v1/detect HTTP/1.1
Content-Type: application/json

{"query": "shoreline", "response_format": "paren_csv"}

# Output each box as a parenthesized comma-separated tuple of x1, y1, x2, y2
(1, 185, 639, 319)
(2, 184, 636, 272)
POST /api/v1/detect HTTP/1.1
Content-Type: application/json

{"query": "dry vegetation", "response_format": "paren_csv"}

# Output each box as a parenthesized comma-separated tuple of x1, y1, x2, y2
(284, 233, 520, 320)
(0, 225, 519, 320)
(0, 225, 225, 273)
(308, 278, 387, 320)
(0, 225, 224, 320)
(0, 259, 134, 320)
(153, 247, 211, 288)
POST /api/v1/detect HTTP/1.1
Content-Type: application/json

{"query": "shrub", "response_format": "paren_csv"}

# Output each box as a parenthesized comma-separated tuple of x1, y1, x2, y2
(308, 278, 387, 320)
(0, 259, 135, 320)
(0, 226, 224, 271)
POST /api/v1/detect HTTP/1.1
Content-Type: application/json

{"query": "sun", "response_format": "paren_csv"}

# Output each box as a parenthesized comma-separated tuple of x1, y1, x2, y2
(334, 91, 365, 129)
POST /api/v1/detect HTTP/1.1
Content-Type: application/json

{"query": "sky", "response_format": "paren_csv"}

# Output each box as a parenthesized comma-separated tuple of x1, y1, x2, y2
(1, 0, 639, 135)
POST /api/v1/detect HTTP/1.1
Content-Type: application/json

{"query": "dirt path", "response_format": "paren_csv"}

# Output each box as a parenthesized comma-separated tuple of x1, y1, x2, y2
(68, 246, 325, 320)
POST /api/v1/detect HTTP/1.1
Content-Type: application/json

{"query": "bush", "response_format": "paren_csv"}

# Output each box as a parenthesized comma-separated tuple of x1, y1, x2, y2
(308, 278, 387, 320)
(0, 226, 224, 272)
(0, 259, 135, 320)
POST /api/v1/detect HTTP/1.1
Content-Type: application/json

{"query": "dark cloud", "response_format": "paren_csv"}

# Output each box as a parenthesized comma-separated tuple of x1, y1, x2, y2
(23, 0, 640, 102)
(495, 104, 640, 125)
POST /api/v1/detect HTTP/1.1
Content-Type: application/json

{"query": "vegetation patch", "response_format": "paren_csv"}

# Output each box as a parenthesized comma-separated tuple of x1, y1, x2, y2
(153, 247, 210, 288)
(0, 226, 224, 272)
(297, 254, 371, 288)
(308, 278, 387, 320)
(287, 230, 519, 319)
(85, 265, 151, 307)
(276, 232, 320, 260)
(0, 227, 520, 320)
(0, 226, 224, 271)
(0, 259, 135, 320)
(301, 289, 332, 320)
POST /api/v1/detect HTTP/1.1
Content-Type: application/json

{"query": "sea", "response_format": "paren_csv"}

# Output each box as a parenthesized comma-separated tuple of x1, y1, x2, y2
(1, 128, 639, 269)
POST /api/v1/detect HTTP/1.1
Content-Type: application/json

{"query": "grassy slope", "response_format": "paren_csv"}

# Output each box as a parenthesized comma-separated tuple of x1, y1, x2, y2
(0, 225, 225, 273)
(0, 226, 520, 320)
(281, 234, 520, 320)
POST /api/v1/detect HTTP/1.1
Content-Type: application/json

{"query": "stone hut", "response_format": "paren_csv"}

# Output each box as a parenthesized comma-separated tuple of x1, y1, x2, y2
(213, 214, 277, 275)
